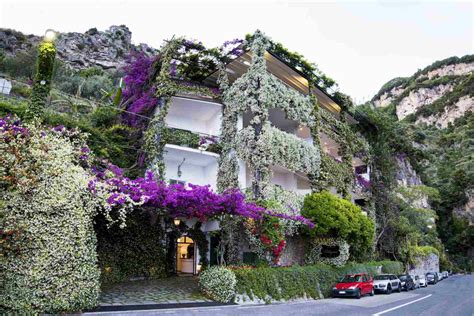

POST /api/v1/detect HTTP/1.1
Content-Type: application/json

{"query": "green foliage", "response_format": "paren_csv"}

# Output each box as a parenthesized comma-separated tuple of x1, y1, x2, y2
(10, 84, 32, 98)
(95, 211, 167, 284)
(0, 98, 141, 177)
(53, 64, 115, 100)
(199, 266, 237, 303)
(372, 77, 410, 101)
(232, 261, 402, 302)
(412, 245, 439, 257)
(0, 47, 37, 79)
(27, 41, 56, 119)
(302, 191, 375, 258)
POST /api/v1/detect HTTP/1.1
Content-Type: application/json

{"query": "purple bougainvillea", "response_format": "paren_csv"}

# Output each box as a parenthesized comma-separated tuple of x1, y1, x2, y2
(122, 51, 159, 126)
(356, 174, 371, 188)
(91, 164, 314, 227)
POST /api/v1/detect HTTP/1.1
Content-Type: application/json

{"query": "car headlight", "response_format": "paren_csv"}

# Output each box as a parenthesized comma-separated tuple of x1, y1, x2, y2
(348, 285, 359, 290)
(401, 282, 405, 285)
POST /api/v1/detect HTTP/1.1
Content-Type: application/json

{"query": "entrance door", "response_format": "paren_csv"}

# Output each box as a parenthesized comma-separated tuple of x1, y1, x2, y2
(176, 236, 196, 275)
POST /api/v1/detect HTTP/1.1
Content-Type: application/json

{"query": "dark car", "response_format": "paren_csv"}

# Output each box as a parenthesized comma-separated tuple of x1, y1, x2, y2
(426, 272, 438, 284)
(398, 274, 415, 291)
(332, 273, 374, 299)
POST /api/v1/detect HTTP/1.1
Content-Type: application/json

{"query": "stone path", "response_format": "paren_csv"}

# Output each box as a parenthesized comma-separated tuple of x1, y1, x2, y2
(100, 276, 212, 306)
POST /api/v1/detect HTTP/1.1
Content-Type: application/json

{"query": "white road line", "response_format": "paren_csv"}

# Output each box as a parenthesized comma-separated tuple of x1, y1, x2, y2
(372, 294, 433, 316)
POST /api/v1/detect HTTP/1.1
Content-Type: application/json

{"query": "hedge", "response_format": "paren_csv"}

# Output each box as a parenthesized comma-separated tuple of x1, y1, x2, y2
(231, 261, 403, 302)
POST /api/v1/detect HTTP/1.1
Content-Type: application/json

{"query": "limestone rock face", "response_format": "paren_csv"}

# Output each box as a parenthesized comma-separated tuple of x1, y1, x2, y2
(408, 253, 439, 275)
(372, 58, 473, 129)
(0, 25, 157, 71)
(421, 62, 474, 80)
(416, 95, 474, 128)
(373, 86, 405, 108)
(396, 84, 453, 120)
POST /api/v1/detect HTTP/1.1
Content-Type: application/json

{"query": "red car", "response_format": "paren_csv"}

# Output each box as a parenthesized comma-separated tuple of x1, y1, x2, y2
(332, 273, 374, 299)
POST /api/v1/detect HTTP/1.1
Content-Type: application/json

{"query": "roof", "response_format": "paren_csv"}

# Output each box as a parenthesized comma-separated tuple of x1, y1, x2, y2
(204, 50, 347, 118)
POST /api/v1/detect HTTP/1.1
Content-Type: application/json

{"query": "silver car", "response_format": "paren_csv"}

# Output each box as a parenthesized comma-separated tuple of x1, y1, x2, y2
(373, 274, 401, 294)
(411, 275, 421, 288)
(418, 274, 428, 287)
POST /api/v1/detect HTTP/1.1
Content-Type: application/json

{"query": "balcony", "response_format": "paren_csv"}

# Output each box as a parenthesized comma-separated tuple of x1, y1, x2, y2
(164, 96, 222, 136)
(242, 108, 313, 144)
(163, 144, 219, 190)
(237, 125, 320, 176)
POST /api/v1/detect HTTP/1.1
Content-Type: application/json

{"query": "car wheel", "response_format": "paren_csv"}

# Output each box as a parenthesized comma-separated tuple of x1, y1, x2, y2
(356, 289, 361, 299)
(370, 289, 374, 296)
(387, 285, 392, 295)
(397, 284, 401, 292)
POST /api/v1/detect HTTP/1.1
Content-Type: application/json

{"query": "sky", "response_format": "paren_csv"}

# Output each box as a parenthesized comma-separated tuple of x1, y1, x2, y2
(1, 0, 473, 102)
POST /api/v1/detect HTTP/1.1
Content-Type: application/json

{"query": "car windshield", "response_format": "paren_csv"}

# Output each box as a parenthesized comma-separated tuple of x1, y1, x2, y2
(374, 275, 391, 280)
(340, 275, 362, 283)
(398, 275, 407, 280)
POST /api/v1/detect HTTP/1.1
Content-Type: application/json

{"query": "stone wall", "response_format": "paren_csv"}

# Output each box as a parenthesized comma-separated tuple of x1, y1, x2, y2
(279, 236, 308, 266)
(408, 253, 439, 276)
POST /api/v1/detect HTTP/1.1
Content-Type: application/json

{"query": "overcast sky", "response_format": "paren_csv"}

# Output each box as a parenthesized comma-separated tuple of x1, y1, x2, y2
(1, 0, 472, 102)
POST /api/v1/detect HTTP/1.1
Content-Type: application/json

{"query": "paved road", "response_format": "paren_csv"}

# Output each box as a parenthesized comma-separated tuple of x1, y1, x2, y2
(86, 274, 474, 316)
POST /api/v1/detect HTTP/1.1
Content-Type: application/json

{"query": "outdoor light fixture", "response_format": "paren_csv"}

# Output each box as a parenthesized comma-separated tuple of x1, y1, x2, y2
(44, 29, 57, 42)
(177, 158, 186, 178)
(174, 218, 181, 226)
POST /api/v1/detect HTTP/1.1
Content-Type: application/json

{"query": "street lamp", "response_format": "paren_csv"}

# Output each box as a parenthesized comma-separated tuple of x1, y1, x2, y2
(44, 29, 57, 42)
(173, 218, 181, 226)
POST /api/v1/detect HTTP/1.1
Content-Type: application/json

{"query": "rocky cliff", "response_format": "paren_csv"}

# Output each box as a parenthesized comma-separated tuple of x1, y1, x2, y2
(372, 55, 473, 128)
(0, 25, 156, 71)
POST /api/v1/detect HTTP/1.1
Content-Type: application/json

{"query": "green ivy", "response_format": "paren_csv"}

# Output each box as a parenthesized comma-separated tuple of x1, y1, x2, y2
(27, 41, 56, 120)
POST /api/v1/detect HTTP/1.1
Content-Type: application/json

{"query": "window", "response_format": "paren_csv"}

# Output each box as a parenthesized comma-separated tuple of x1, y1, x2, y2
(321, 245, 340, 258)
(355, 165, 368, 175)
(170, 179, 186, 186)
(354, 199, 367, 207)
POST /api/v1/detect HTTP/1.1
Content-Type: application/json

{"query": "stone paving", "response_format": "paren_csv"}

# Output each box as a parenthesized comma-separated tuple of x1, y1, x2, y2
(100, 276, 213, 306)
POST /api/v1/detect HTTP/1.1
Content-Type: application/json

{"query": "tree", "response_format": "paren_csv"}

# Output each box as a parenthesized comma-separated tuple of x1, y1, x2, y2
(301, 191, 375, 258)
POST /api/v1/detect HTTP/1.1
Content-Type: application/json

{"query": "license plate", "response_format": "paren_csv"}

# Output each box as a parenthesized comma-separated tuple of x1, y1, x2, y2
(339, 291, 346, 294)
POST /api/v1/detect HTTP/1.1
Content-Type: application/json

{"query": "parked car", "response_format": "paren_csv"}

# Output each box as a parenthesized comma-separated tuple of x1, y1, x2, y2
(442, 271, 449, 278)
(398, 274, 416, 291)
(418, 274, 428, 287)
(411, 274, 421, 288)
(426, 272, 438, 284)
(437, 272, 443, 281)
(373, 274, 401, 294)
(332, 273, 374, 299)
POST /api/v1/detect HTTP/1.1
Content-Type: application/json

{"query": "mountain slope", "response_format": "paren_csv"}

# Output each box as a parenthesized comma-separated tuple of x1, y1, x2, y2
(0, 25, 156, 71)
(372, 55, 474, 128)
(364, 55, 474, 270)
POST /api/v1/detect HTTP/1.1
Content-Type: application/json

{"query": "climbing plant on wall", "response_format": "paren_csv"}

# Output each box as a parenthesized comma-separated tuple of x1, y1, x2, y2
(27, 40, 56, 120)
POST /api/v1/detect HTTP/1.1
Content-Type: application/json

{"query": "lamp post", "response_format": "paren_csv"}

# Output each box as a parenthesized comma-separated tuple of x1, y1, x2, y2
(27, 29, 57, 120)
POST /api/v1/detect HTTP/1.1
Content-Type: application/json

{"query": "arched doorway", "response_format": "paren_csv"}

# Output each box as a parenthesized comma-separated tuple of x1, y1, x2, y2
(176, 236, 196, 275)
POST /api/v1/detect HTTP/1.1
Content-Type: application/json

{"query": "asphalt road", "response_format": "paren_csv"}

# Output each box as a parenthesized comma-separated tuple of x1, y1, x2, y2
(86, 274, 474, 316)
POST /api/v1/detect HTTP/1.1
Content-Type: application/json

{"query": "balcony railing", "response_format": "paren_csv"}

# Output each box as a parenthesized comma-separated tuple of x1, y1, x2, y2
(237, 124, 320, 175)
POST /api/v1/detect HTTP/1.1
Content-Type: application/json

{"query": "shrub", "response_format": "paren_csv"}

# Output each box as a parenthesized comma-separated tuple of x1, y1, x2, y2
(231, 260, 402, 302)
(199, 266, 237, 303)
(1, 117, 100, 313)
(301, 191, 375, 258)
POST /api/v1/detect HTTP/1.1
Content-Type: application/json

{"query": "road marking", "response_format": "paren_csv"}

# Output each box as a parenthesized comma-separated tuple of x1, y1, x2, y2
(372, 294, 432, 316)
